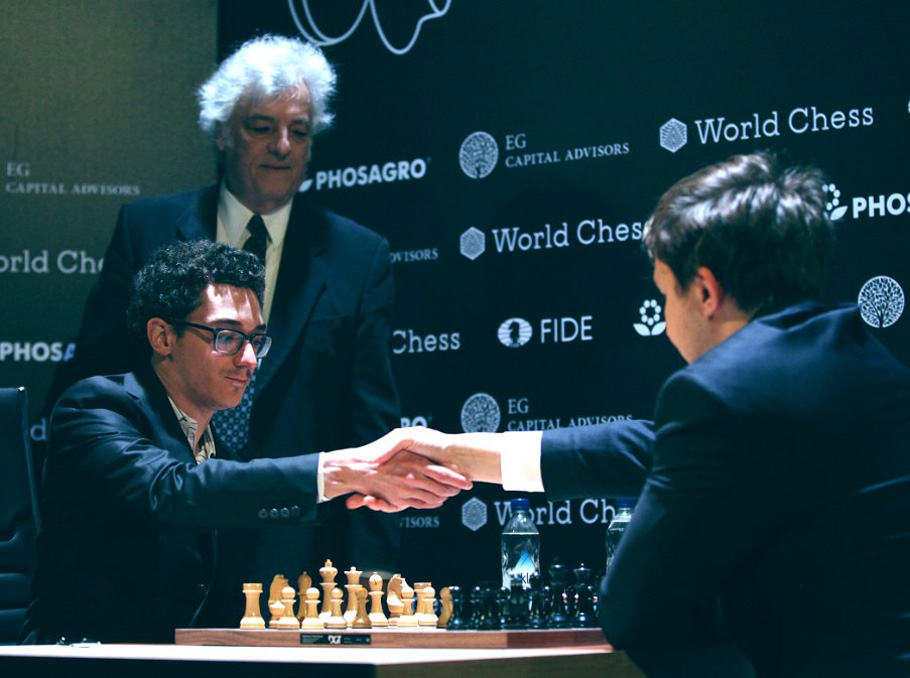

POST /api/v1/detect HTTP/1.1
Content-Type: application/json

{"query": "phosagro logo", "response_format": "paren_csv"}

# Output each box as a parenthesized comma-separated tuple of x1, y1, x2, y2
(821, 180, 910, 222)
(497, 318, 533, 348)
(461, 393, 501, 432)
(459, 132, 499, 179)
(858, 276, 904, 328)
(300, 158, 428, 192)
(634, 299, 666, 337)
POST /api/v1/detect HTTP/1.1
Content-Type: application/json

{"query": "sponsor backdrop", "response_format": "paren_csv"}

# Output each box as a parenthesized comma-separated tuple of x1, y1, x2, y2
(4, 1, 908, 588)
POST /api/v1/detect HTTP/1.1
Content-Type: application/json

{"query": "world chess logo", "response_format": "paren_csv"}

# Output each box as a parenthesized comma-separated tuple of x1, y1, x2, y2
(460, 393, 501, 432)
(289, 0, 452, 56)
(460, 227, 486, 260)
(858, 275, 905, 328)
(633, 299, 666, 336)
(659, 118, 688, 153)
(461, 497, 488, 532)
(823, 182, 848, 221)
(459, 132, 499, 179)
(497, 318, 533, 348)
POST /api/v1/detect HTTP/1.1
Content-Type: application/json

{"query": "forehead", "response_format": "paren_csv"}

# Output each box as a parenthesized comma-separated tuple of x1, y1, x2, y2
(232, 85, 312, 122)
(191, 284, 263, 325)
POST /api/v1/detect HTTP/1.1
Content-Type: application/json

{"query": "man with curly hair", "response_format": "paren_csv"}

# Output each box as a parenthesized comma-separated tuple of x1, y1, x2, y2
(20, 240, 468, 644)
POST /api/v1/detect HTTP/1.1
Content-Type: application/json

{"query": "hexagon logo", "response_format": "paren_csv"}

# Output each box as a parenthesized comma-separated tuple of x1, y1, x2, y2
(497, 317, 533, 348)
(460, 227, 486, 260)
(461, 497, 488, 531)
(460, 393, 501, 433)
(659, 118, 688, 153)
(459, 131, 499, 179)
(858, 276, 904, 328)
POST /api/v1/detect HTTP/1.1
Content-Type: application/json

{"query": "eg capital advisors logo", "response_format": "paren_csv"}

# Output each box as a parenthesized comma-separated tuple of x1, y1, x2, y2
(459, 132, 499, 179)
(461, 392, 501, 433)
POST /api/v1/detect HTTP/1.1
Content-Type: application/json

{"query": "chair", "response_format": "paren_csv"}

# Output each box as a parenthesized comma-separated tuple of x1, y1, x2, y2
(0, 387, 40, 644)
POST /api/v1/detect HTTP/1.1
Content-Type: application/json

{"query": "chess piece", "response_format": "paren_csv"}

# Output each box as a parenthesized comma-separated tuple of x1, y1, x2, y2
(397, 582, 418, 628)
(445, 585, 469, 630)
(415, 582, 438, 627)
(436, 587, 453, 628)
(319, 560, 337, 620)
(386, 574, 404, 627)
(528, 574, 547, 629)
(267, 574, 289, 628)
(368, 573, 389, 627)
(325, 588, 347, 629)
(301, 587, 325, 629)
(297, 572, 312, 622)
(503, 579, 530, 629)
(240, 583, 266, 629)
(352, 587, 372, 629)
(344, 566, 362, 627)
(274, 585, 301, 629)
(547, 563, 572, 629)
(573, 564, 596, 628)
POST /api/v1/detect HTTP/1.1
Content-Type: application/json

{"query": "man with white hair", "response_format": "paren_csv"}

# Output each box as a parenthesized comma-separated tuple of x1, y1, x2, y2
(59, 35, 402, 581)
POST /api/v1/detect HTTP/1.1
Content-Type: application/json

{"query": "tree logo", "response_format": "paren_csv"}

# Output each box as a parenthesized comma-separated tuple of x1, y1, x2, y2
(460, 393, 501, 432)
(858, 276, 904, 328)
(459, 132, 499, 179)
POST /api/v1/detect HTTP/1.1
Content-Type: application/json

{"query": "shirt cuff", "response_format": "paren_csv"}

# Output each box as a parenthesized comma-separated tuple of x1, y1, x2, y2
(500, 431, 545, 492)
(317, 451, 327, 503)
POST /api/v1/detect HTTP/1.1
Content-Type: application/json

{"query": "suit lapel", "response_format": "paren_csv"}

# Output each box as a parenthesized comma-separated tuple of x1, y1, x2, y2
(126, 367, 197, 464)
(176, 185, 219, 242)
(255, 197, 328, 393)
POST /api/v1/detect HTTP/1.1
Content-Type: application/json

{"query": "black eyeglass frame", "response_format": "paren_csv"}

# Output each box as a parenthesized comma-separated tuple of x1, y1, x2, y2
(169, 319, 272, 358)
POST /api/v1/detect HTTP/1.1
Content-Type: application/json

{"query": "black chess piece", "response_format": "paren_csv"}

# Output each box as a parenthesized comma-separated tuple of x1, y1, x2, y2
(470, 583, 500, 630)
(446, 585, 470, 630)
(502, 580, 530, 629)
(547, 563, 572, 629)
(573, 564, 596, 628)
(528, 573, 547, 629)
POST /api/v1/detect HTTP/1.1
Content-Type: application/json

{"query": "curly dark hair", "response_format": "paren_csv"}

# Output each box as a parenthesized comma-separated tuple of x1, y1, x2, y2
(644, 151, 834, 315)
(126, 240, 266, 336)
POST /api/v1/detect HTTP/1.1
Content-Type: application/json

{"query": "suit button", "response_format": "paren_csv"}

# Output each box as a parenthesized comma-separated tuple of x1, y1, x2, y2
(258, 509, 268, 520)
(269, 508, 280, 519)
(290, 506, 300, 518)
(280, 508, 290, 519)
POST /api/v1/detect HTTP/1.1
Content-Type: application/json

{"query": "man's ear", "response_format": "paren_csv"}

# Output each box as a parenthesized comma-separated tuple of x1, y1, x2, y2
(694, 266, 724, 319)
(147, 318, 175, 356)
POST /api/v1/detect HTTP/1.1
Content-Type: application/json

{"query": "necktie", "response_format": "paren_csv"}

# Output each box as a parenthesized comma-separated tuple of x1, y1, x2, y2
(244, 214, 269, 264)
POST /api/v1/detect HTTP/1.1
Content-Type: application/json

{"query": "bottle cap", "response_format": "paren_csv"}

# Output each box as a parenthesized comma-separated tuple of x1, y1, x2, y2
(616, 497, 636, 509)
(510, 497, 531, 510)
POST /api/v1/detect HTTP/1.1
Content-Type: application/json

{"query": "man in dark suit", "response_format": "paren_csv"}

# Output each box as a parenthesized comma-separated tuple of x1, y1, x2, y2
(371, 153, 910, 676)
(51, 35, 401, 580)
(20, 240, 467, 644)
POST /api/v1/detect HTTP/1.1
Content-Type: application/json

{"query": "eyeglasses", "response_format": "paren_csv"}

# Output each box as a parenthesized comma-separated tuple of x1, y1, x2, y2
(170, 320, 272, 358)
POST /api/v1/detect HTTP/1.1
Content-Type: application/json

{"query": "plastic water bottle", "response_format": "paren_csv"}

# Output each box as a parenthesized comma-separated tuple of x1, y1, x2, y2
(501, 497, 540, 589)
(605, 497, 635, 575)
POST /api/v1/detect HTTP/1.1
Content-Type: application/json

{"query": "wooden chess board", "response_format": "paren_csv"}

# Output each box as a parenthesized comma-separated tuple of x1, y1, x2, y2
(175, 627, 610, 649)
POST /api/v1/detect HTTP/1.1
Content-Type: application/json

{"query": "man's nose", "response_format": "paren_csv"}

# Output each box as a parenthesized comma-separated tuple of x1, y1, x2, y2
(269, 129, 291, 156)
(235, 340, 259, 369)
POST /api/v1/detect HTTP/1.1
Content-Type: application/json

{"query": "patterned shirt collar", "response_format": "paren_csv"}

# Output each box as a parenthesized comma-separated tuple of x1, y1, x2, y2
(167, 397, 217, 464)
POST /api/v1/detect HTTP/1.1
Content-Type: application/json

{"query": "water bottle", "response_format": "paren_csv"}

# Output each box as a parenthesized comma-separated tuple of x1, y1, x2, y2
(501, 497, 540, 589)
(605, 497, 635, 575)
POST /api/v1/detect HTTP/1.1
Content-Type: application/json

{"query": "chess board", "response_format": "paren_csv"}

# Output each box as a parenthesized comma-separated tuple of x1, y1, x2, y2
(175, 627, 610, 649)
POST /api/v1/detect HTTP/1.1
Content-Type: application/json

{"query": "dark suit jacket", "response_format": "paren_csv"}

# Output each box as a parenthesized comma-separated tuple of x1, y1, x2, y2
(544, 303, 910, 677)
(21, 368, 321, 643)
(53, 186, 401, 580)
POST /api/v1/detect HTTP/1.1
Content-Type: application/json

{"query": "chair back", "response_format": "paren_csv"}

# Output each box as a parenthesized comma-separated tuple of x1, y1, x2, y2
(0, 387, 39, 644)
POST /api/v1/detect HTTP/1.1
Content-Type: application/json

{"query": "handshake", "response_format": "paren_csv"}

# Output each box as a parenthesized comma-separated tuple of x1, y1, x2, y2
(320, 427, 538, 512)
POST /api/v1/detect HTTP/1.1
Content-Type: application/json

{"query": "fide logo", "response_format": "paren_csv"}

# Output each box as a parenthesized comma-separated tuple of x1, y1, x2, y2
(460, 226, 486, 260)
(461, 497, 488, 532)
(498, 317, 533, 348)
(858, 276, 905, 328)
(633, 299, 666, 336)
(459, 132, 499, 179)
(461, 393, 501, 432)
(659, 118, 688, 153)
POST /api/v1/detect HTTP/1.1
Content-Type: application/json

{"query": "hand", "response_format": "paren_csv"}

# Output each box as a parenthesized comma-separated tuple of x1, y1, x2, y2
(322, 429, 472, 512)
